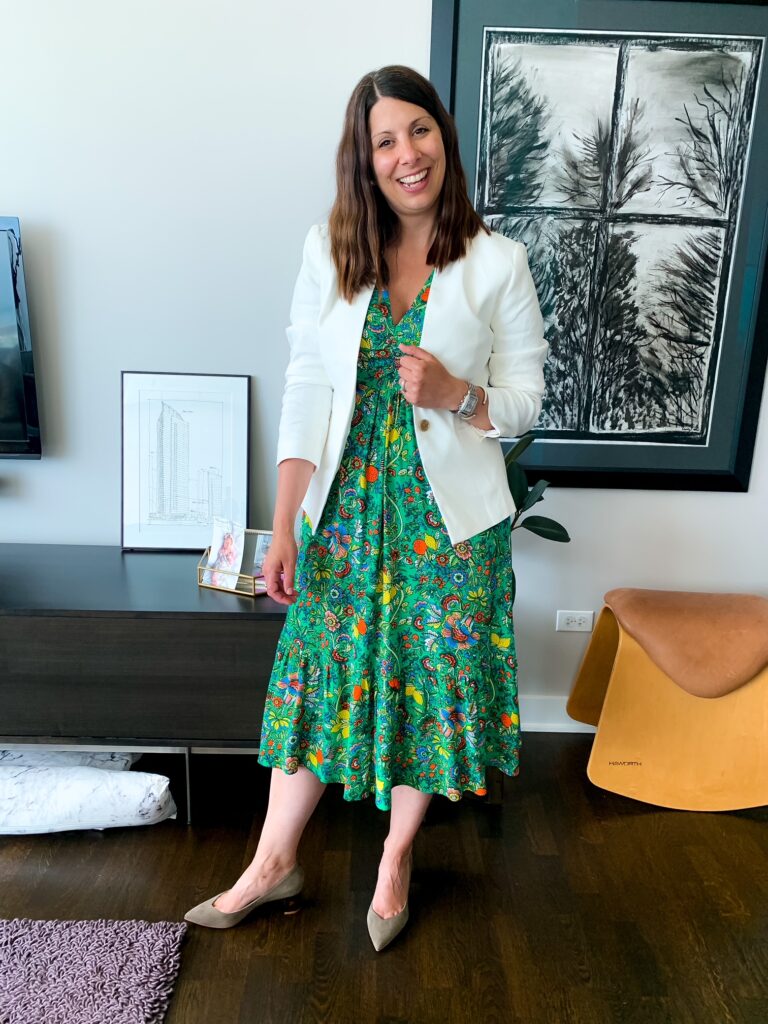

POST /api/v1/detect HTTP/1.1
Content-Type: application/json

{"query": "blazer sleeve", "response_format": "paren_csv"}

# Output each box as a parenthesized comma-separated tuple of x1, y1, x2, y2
(275, 224, 334, 469)
(473, 239, 548, 440)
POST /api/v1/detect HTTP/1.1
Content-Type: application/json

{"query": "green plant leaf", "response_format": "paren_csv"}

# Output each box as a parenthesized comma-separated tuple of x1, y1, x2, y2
(503, 432, 536, 466)
(506, 461, 529, 508)
(518, 515, 571, 542)
(520, 478, 549, 512)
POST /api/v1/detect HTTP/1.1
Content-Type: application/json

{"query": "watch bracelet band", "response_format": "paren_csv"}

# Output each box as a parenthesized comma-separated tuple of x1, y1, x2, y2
(455, 381, 479, 420)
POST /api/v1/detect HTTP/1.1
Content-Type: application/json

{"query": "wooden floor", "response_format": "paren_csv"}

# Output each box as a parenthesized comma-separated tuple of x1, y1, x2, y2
(1, 733, 767, 1024)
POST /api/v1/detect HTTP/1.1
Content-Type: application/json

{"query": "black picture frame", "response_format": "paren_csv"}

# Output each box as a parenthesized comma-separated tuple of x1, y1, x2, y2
(431, 0, 768, 491)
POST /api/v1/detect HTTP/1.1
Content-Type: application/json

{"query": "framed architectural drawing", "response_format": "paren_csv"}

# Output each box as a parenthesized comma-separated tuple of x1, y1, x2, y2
(431, 0, 768, 489)
(121, 371, 250, 551)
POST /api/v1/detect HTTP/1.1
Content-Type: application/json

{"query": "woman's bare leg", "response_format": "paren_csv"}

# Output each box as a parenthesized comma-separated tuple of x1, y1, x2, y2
(214, 765, 326, 912)
(371, 784, 432, 918)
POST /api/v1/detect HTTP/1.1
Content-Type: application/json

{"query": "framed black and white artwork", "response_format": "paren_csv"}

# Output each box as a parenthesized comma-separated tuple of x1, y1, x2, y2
(121, 371, 250, 551)
(431, 0, 768, 489)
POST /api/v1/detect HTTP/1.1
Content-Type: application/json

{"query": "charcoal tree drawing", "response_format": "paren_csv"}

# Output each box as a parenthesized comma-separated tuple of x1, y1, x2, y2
(475, 31, 762, 440)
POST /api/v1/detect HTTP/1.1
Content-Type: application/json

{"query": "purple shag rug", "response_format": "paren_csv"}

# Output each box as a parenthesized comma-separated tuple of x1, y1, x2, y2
(0, 918, 187, 1024)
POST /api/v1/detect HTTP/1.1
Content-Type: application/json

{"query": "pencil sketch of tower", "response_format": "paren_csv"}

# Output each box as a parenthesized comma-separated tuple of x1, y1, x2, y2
(196, 467, 223, 523)
(155, 402, 190, 518)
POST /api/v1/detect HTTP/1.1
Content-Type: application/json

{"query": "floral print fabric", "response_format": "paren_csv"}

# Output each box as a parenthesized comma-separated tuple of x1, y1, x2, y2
(257, 272, 522, 810)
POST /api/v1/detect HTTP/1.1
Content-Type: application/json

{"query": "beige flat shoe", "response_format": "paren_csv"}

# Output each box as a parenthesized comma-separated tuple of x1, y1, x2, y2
(184, 863, 304, 929)
(367, 850, 413, 952)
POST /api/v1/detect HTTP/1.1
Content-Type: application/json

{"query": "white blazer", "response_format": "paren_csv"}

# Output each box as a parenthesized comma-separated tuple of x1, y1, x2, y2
(275, 222, 548, 545)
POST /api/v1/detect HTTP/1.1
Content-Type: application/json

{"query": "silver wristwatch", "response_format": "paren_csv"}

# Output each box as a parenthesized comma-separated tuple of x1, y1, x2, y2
(453, 381, 479, 421)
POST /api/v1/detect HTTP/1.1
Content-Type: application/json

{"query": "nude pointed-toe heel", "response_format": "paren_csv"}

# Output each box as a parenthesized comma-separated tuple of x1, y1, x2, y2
(367, 898, 409, 951)
(366, 850, 413, 951)
(184, 863, 304, 929)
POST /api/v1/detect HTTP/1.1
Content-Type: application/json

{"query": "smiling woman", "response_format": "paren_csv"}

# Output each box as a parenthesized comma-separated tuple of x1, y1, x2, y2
(369, 100, 446, 214)
(184, 64, 548, 955)
(329, 65, 490, 305)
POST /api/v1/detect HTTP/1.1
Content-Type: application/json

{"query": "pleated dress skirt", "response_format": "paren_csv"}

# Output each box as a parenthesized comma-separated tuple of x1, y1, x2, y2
(257, 272, 522, 810)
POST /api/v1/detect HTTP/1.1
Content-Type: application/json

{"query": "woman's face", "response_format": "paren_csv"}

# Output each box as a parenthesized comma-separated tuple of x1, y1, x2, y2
(368, 96, 446, 224)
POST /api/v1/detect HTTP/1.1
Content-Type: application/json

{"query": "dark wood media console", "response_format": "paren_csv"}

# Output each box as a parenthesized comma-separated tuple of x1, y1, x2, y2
(0, 543, 287, 746)
(0, 544, 288, 819)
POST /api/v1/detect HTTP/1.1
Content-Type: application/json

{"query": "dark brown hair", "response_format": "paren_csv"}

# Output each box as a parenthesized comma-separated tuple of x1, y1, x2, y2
(328, 65, 489, 302)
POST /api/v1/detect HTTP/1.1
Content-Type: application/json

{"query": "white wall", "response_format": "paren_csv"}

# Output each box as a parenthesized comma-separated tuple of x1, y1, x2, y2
(0, 0, 432, 536)
(1, 1, 767, 728)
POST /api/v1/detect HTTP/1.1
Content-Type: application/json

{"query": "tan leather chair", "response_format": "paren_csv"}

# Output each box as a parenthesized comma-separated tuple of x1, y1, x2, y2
(567, 588, 768, 811)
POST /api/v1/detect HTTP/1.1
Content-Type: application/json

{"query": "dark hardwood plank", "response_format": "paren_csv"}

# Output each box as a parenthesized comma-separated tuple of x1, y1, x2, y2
(1, 734, 766, 1024)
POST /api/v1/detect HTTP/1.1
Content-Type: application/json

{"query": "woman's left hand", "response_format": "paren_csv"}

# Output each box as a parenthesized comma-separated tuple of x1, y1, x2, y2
(397, 343, 464, 410)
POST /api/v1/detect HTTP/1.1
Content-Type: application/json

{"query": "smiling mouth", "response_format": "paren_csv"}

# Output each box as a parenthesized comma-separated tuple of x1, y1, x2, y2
(397, 168, 430, 191)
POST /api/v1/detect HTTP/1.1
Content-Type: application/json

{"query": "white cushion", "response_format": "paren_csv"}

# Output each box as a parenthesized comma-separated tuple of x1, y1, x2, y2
(0, 765, 177, 834)
(0, 749, 139, 771)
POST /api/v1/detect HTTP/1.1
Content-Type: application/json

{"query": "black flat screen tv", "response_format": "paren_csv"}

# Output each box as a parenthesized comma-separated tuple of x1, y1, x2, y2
(0, 217, 40, 458)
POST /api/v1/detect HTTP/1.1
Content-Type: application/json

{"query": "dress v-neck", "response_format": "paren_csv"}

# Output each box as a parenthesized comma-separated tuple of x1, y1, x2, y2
(381, 269, 435, 328)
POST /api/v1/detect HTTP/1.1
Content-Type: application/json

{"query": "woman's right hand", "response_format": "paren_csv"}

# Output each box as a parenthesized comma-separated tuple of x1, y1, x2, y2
(263, 529, 299, 605)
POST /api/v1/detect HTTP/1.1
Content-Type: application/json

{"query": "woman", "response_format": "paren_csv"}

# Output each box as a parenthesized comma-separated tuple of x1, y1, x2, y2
(185, 65, 547, 950)
(206, 531, 238, 588)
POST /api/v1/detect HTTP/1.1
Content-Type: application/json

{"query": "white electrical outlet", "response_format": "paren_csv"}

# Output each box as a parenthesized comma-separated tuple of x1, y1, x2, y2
(556, 610, 594, 632)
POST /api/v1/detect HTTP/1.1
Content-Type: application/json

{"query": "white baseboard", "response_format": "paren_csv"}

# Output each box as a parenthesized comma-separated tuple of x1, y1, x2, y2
(519, 694, 596, 733)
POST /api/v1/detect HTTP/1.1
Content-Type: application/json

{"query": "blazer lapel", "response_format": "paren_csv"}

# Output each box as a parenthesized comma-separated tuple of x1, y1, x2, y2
(419, 259, 459, 362)
(320, 281, 374, 389)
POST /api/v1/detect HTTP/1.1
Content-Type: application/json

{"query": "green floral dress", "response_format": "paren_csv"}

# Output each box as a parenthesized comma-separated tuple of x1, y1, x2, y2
(257, 272, 522, 810)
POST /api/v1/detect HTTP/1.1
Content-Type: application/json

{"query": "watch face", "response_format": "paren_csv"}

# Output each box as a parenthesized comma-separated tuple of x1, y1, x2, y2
(456, 382, 480, 419)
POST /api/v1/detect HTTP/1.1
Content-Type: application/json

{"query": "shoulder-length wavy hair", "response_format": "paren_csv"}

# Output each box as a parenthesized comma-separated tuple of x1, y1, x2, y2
(328, 65, 489, 302)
